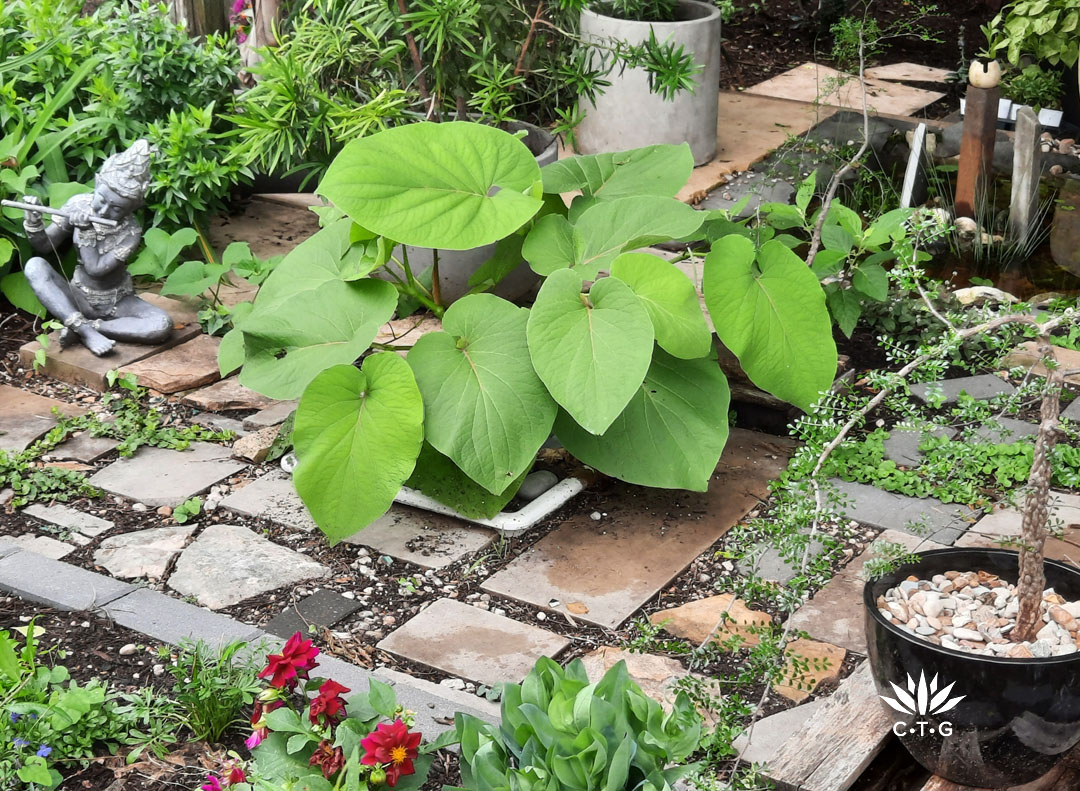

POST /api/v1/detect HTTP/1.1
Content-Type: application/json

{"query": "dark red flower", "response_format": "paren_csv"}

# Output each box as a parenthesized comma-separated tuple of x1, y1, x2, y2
(259, 632, 319, 689)
(361, 719, 422, 787)
(226, 765, 246, 785)
(309, 679, 351, 727)
(309, 740, 345, 779)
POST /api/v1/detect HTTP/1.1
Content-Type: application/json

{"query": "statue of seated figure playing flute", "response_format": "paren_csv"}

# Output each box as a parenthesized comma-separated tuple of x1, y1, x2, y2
(19, 139, 171, 356)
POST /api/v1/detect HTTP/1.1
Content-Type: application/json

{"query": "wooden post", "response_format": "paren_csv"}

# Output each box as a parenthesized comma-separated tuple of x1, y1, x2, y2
(955, 85, 1000, 220)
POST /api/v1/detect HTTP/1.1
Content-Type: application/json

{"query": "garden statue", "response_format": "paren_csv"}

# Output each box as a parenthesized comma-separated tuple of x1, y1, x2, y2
(15, 139, 172, 355)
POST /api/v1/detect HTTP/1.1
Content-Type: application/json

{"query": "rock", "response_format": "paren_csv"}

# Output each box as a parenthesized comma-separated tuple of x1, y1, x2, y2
(243, 401, 298, 431)
(1036, 622, 1062, 643)
(0, 535, 75, 560)
(589, 511, 602, 521)
(231, 425, 280, 464)
(518, 470, 559, 501)
(119, 643, 137, 656)
(156, 506, 173, 517)
(650, 594, 772, 648)
(951, 286, 1018, 306)
(181, 377, 279, 412)
(953, 628, 984, 642)
(579, 646, 713, 717)
(923, 592, 943, 619)
(1050, 605, 1079, 631)
(94, 526, 195, 579)
(1030, 640, 1053, 658)
(1051, 164, 1065, 175)
(772, 639, 846, 703)
(439, 678, 466, 691)
(1051, 186, 1080, 277)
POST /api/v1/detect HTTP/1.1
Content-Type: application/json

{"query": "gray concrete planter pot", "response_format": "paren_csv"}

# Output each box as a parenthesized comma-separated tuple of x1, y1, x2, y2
(388, 120, 558, 305)
(575, 0, 721, 165)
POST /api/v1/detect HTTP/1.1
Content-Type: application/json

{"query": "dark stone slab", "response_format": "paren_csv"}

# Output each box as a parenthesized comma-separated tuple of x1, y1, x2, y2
(830, 479, 973, 545)
(882, 426, 956, 468)
(264, 589, 364, 639)
(969, 416, 1038, 444)
(908, 374, 1016, 405)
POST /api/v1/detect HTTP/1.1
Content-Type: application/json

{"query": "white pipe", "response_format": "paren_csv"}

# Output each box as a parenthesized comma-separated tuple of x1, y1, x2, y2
(393, 477, 585, 536)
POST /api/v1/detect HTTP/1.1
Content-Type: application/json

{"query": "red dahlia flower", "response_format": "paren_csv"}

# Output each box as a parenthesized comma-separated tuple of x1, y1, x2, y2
(361, 719, 421, 787)
(309, 740, 346, 779)
(309, 679, 351, 727)
(259, 632, 319, 689)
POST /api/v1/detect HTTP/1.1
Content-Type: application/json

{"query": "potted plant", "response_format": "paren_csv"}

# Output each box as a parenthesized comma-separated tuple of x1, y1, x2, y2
(575, 0, 722, 165)
(1003, 63, 1066, 127)
(863, 338, 1080, 786)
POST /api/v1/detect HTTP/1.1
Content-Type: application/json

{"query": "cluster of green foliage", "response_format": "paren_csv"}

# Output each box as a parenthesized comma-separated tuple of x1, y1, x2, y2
(163, 640, 262, 744)
(1001, 63, 1065, 111)
(984, 0, 1080, 69)
(223, 123, 839, 542)
(1, 623, 185, 789)
(453, 657, 701, 791)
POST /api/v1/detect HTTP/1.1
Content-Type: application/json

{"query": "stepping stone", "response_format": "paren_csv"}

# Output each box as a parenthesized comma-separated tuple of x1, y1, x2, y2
(957, 493, 1080, 563)
(830, 479, 972, 545)
(1, 535, 75, 560)
(220, 472, 317, 531)
(345, 506, 496, 570)
(737, 531, 828, 584)
(24, 503, 113, 537)
(908, 374, 1016, 405)
(482, 429, 796, 629)
(50, 430, 120, 463)
(89, 442, 247, 508)
(732, 699, 825, 766)
(786, 530, 945, 653)
(698, 171, 795, 219)
(0, 385, 86, 453)
(377, 598, 570, 686)
(650, 594, 772, 649)
(1005, 342, 1080, 387)
(192, 414, 247, 436)
(746, 62, 944, 116)
(773, 638, 846, 703)
(243, 400, 297, 430)
(968, 416, 1038, 444)
(118, 334, 221, 394)
(94, 526, 194, 579)
(882, 426, 955, 468)
(168, 524, 330, 609)
(182, 377, 279, 412)
(17, 294, 200, 391)
(864, 62, 952, 84)
(264, 589, 364, 639)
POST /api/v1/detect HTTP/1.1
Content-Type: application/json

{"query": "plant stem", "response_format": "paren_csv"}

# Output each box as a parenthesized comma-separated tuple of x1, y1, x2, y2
(513, 1, 544, 78)
(431, 248, 442, 307)
(394, 0, 433, 118)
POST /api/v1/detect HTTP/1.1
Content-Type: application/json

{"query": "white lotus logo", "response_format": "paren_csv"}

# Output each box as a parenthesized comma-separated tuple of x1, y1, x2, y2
(880, 672, 965, 717)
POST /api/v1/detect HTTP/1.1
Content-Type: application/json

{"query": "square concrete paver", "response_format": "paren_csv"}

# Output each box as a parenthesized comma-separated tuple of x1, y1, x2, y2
(18, 294, 200, 391)
(24, 503, 113, 537)
(968, 416, 1038, 444)
(345, 506, 496, 570)
(265, 589, 364, 639)
(831, 479, 974, 545)
(882, 426, 955, 468)
(482, 429, 797, 629)
(909, 374, 1017, 405)
(89, 442, 247, 507)
(220, 472, 317, 531)
(118, 334, 222, 394)
(746, 62, 944, 116)
(378, 598, 570, 686)
(0, 535, 75, 560)
(243, 401, 297, 430)
(0, 385, 85, 453)
(51, 430, 120, 463)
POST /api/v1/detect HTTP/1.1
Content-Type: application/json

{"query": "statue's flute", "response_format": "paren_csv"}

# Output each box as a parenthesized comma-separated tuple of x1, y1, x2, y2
(0, 199, 118, 228)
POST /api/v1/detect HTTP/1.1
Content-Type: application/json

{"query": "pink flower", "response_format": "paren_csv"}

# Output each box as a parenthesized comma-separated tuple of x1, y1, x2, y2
(200, 777, 223, 791)
(244, 729, 264, 750)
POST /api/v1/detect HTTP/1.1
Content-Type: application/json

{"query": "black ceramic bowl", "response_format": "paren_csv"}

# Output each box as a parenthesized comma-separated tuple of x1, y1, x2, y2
(864, 548, 1080, 787)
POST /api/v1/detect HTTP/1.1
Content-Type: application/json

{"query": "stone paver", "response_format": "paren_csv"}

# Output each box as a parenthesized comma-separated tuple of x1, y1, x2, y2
(17, 294, 200, 391)
(773, 638, 846, 703)
(220, 472, 316, 531)
(89, 442, 247, 508)
(105, 587, 261, 647)
(737, 531, 827, 584)
(0, 549, 134, 610)
(956, 493, 1080, 562)
(118, 334, 222, 394)
(168, 524, 330, 609)
(264, 589, 364, 639)
(207, 197, 320, 262)
(908, 374, 1017, 405)
(378, 598, 570, 686)
(786, 530, 945, 654)
(732, 699, 824, 766)
(1064, 397, 1080, 423)
(882, 426, 955, 468)
(243, 400, 297, 430)
(483, 429, 797, 629)
(0, 385, 85, 453)
(182, 377, 279, 412)
(968, 416, 1038, 444)
(94, 526, 194, 579)
(0, 535, 75, 560)
(746, 62, 944, 116)
(345, 506, 496, 570)
(24, 503, 113, 537)
(192, 414, 247, 436)
(650, 594, 772, 648)
(51, 431, 120, 463)
(830, 479, 973, 545)
(698, 171, 795, 218)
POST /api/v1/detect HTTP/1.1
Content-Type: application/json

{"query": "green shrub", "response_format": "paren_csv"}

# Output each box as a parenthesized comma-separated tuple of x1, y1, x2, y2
(164, 639, 263, 744)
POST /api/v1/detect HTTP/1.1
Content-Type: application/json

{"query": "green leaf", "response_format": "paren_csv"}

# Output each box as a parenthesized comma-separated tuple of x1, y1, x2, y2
(128, 227, 197, 278)
(254, 219, 356, 306)
(704, 236, 836, 411)
(288, 733, 316, 754)
(367, 678, 398, 718)
(160, 260, 231, 297)
(527, 269, 653, 435)
(222, 241, 254, 268)
(1, 272, 46, 317)
(404, 443, 527, 519)
(319, 121, 543, 251)
(821, 223, 854, 254)
(523, 196, 703, 280)
(293, 356, 423, 542)
(862, 208, 909, 247)
(240, 278, 397, 399)
(826, 287, 862, 338)
(218, 302, 253, 377)
(408, 294, 556, 494)
(795, 171, 816, 215)
(541, 144, 693, 201)
(609, 253, 711, 359)
(809, 249, 847, 280)
(264, 707, 306, 733)
(46, 181, 92, 209)
(17, 757, 54, 787)
(555, 349, 730, 490)
(852, 262, 888, 302)
(466, 234, 526, 292)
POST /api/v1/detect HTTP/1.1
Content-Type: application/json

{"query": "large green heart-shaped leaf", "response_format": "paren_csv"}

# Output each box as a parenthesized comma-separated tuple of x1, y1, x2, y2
(239, 278, 397, 399)
(255, 219, 357, 305)
(523, 196, 703, 280)
(407, 294, 556, 494)
(704, 236, 836, 411)
(527, 269, 653, 435)
(293, 356, 423, 542)
(541, 144, 693, 201)
(555, 349, 730, 490)
(404, 442, 528, 520)
(609, 253, 712, 360)
(318, 122, 544, 251)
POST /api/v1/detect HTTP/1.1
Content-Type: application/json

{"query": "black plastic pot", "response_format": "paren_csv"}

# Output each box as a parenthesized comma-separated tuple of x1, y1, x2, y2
(864, 548, 1080, 787)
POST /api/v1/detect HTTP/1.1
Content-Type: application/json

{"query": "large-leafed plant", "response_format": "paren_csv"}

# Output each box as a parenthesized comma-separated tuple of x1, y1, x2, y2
(224, 122, 837, 542)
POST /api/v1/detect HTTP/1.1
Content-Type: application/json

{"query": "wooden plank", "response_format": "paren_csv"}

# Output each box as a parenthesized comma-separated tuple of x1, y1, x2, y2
(767, 662, 894, 791)
(917, 747, 1080, 791)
